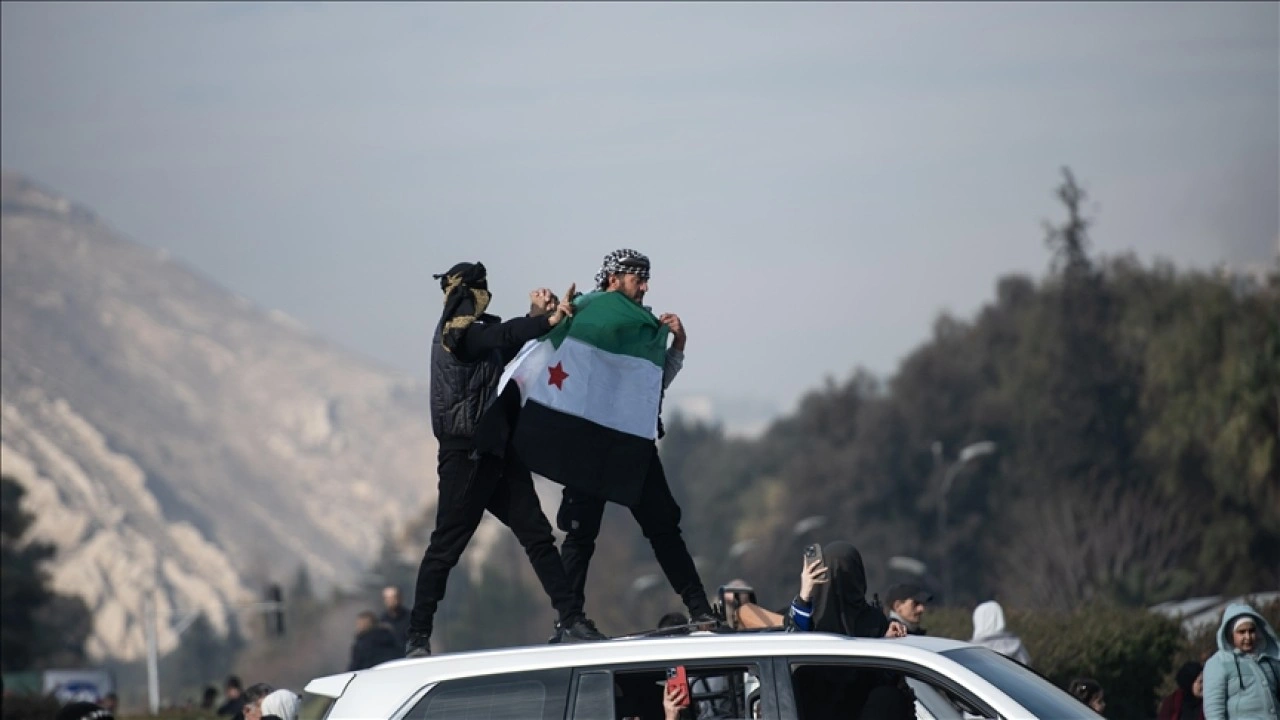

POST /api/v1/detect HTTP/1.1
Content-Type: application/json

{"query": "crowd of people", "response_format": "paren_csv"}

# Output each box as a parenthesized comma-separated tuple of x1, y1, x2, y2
(42, 676, 303, 720)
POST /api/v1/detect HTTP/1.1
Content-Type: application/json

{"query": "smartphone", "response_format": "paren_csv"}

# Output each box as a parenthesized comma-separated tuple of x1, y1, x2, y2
(666, 666, 690, 707)
(804, 543, 824, 566)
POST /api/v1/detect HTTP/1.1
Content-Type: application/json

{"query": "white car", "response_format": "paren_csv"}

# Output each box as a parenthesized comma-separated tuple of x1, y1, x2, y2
(301, 632, 1099, 720)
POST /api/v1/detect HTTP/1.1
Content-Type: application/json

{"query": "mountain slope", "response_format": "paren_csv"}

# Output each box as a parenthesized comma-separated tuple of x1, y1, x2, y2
(0, 172, 439, 661)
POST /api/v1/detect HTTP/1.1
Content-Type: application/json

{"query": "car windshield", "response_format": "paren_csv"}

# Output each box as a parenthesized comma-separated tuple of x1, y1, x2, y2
(941, 648, 1102, 720)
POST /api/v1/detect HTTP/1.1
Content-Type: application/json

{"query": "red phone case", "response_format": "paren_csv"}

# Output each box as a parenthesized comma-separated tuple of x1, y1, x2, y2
(666, 665, 690, 707)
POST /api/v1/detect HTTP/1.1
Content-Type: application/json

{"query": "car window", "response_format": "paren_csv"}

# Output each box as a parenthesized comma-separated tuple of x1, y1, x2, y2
(905, 678, 989, 720)
(788, 661, 993, 720)
(403, 668, 570, 720)
(941, 648, 1103, 720)
(573, 662, 768, 720)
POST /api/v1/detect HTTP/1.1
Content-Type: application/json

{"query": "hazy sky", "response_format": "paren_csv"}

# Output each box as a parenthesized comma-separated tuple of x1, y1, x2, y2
(3, 2, 1276, 418)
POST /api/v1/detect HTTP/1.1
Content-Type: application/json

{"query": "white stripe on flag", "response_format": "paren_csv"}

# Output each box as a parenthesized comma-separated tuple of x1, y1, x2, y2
(506, 336, 661, 439)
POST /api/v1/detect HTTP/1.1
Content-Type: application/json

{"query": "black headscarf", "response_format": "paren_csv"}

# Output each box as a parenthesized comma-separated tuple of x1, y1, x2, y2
(433, 262, 492, 354)
(1175, 661, 1202, 720)
(811, 542, 890, 638)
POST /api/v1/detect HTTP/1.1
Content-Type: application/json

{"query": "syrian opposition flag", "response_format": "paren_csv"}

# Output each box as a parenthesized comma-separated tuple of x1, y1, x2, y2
(496, 290, 668, 507)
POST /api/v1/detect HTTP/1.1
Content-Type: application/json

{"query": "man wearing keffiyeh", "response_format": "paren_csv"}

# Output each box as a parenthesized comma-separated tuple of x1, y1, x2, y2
(552, 248, 719, 633)
(404, 261, 607, 658)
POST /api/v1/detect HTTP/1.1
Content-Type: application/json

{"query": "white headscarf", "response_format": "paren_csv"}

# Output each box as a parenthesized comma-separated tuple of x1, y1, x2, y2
(971, 600, 1008, 640)
(259, 690, 300, 720)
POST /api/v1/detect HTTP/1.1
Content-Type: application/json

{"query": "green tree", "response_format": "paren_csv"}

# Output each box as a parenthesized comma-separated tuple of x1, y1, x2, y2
(658, 169, 1279, 613)
(1, 475, 91, 671)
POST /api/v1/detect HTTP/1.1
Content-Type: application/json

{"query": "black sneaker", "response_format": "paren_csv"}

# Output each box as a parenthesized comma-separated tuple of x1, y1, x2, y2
(690, 613, 725, 631)
(404, 632, 432, 658)
(557, 617, 608, 643)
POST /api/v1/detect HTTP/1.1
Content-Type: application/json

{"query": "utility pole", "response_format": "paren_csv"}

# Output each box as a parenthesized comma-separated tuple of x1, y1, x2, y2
(144, 596, 159, 716)
(142, 592, 284, 715)
(935, 441, 997, 605)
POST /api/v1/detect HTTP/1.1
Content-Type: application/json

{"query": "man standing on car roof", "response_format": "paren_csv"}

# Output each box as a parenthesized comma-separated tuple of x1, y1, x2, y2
(553, 249, 717, 635)
(404, 261, 606, 657)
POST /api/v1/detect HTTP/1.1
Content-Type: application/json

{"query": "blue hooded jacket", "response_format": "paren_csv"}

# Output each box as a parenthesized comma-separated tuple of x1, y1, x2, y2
(1203, 602, 1280, 720)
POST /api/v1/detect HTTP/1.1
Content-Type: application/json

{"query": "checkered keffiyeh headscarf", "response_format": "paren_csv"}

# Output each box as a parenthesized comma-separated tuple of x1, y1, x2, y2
(594, 248, 651, 290)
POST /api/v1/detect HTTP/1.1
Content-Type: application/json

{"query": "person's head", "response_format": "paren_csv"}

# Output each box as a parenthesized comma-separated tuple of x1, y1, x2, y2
(595, 249, 651, 304)
(356, 610, 379, 634)
(821, 542, 869, 602)
(224, 676, 243, 699)
(241, 683, 275, 720)
(1069, 678, 1105, 714)
(100, 693, 118, 712)
(658, 612, 688, 629)
(1170, 660, 1202, 700)
(202, 686, 218, 709)
(54, 702, 113, 720)
(971, 600, 1007, 639)
(434, 261, 488, 295)
(382, 586, 402, 611)
(884, 583, 933, 625)
(259, 690, 301, 720)
(1230, 615, 1259, 653)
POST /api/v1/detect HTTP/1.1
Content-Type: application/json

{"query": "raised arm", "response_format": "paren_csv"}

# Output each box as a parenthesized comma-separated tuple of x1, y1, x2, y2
(658, 313, 687, 390)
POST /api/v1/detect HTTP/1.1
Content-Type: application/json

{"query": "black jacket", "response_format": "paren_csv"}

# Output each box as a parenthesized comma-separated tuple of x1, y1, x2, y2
(430, 314, 551, 450)
(380, 605, 411, 647)
(348, 625, 402, 671)
(216, 697, 245, 718)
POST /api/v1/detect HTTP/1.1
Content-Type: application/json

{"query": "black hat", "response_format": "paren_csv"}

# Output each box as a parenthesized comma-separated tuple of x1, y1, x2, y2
(884, 583, 933, 606)
(432, 261, 487, 293)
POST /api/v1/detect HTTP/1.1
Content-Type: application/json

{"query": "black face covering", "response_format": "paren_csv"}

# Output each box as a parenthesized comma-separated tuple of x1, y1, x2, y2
(810, 542, 889, 638)
(433, 262, 491, 353)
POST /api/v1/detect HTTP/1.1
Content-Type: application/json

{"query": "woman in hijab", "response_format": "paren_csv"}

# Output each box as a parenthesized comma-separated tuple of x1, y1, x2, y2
(970, 600, 1032, 666)
(258, 690, 300, 720)
(785, 542, 913, 720)
(1158, 661, 1205, 720)
(786, 541, 903, 639)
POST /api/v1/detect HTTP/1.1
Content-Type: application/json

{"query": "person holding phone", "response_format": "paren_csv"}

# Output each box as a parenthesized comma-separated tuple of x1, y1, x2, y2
(787, 542, 905, 638)
(664, 667, 692, 720)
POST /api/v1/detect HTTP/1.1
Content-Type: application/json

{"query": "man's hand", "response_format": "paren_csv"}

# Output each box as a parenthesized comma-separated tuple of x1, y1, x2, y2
(529, 288, 557, 317)
(547, 283, 576, 327)
(885, 620, 908, 638)
(659, 313, 687, 352)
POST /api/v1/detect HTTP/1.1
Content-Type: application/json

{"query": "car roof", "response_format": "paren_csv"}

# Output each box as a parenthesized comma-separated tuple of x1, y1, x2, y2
(308, 632, 982, 715)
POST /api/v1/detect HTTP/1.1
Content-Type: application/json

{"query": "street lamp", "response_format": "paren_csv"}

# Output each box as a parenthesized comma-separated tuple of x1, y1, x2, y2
(792, 515, 827, 537)
(936, 441, 997, 605)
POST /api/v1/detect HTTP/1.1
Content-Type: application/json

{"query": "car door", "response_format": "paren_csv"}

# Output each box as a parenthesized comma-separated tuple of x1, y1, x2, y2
(776, 656, 1000, 720)
(569, 657, 778, 719)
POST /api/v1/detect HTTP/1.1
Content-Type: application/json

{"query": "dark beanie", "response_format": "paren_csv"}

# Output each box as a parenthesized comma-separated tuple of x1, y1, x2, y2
(433, 262, 487, 293)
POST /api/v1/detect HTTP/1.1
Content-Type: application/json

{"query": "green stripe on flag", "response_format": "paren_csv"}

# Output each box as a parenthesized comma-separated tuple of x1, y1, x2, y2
(544, 291, 669, 366)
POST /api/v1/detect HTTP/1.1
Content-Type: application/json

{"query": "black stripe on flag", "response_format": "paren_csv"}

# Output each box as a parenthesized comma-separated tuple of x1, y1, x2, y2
(512, 399, 653, 508)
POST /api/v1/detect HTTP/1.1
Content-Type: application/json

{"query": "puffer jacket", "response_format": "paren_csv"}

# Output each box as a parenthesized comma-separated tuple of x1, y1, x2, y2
(1203, 602, 1280, 720)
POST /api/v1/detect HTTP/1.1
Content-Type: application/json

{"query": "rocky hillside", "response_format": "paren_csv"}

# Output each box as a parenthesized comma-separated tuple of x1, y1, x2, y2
(0, 172, 440, 661)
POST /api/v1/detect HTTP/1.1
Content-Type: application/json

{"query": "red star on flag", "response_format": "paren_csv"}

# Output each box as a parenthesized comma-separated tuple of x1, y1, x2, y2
(547, 362, 569, 390)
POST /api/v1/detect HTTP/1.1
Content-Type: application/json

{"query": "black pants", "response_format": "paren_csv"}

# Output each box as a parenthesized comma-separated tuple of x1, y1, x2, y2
(409, 448, 582, 638)
(556, 445, 712, 617)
